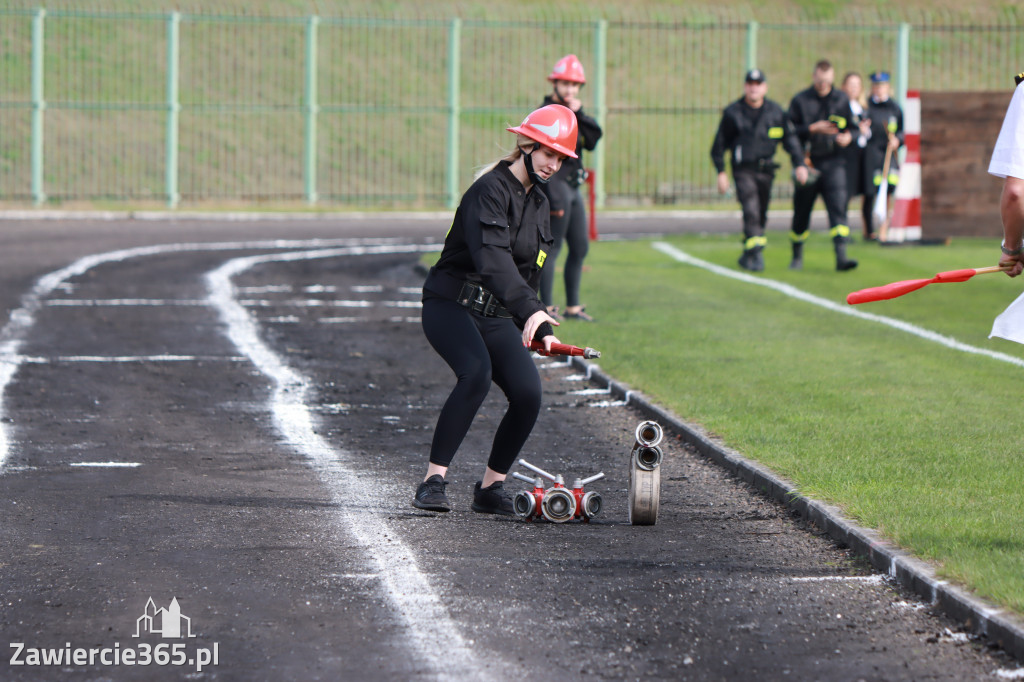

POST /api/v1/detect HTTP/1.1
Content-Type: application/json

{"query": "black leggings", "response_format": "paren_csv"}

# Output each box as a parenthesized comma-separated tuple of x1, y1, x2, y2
(540, 180, 589, 308)
(421, 297, 542, 475)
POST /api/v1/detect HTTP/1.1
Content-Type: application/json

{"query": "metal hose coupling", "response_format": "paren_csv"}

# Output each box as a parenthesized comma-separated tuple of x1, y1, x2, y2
(634, 420, 663, 448)
(541, 487, 577, 523)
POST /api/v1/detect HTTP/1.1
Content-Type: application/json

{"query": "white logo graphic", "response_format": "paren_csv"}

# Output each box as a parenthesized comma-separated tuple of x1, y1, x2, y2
(530, 121, 561, 138)
(553, 63, 567, 74)
(134, 597, 195, 639)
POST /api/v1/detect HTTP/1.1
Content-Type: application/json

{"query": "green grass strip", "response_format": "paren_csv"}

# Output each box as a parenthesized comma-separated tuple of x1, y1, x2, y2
(545, 232, 1024, 613)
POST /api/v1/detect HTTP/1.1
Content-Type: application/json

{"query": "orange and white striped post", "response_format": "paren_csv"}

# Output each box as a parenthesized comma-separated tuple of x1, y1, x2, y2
(886, 89, 922, 243)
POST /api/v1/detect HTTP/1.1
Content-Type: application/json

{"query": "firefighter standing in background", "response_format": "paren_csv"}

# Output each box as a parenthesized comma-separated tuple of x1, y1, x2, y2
(538, 54, 603, 321)
(861, 71, 904, 241)
(787, 59, 859, 271)
(711, 68, 808, 271)
(413, 104, 575, 515)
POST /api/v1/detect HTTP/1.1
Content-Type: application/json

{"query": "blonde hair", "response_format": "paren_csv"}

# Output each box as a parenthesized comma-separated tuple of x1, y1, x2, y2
(473, 134, 530, 181)
(842, 71, 868, 109)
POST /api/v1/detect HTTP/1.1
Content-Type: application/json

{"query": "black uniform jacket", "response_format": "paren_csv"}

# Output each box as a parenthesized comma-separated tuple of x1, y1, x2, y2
(863, 96, 905, 172)
(710, 97, 804, 173)
(424, 160, 554, 338)
(787, 86, 856, 162)
(540, 94, 603, 207)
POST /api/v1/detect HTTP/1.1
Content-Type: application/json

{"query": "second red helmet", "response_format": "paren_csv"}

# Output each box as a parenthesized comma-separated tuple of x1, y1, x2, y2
(548, 54, 586, 84)
(507, 104, 579, 159)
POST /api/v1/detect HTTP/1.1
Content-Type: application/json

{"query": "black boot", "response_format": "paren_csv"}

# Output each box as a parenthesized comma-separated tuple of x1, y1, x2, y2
(834, 237, 858, 271)
(738, 249, 757, 271)
(789, 242, 804, 270)
(751, 246, 765, 271)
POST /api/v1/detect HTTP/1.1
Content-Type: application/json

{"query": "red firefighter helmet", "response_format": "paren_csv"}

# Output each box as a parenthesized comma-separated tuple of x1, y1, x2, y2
(548, 54, 586, 84)
(507, 104, 579, 159)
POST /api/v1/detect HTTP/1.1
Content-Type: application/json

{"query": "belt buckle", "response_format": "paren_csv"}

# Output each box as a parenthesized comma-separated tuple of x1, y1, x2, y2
(483, 295, 498, 317)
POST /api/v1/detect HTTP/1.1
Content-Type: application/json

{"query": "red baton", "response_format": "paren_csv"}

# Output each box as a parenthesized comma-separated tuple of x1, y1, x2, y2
(529, 340, 601, 359)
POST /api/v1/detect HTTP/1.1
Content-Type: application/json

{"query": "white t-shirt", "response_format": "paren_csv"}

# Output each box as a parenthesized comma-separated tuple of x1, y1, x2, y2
(989, 82, 1024, 179)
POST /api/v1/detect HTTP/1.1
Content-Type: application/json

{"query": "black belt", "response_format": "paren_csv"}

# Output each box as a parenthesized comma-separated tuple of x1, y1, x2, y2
(736, 159, 779, 172)
(457, 281, 512, 318)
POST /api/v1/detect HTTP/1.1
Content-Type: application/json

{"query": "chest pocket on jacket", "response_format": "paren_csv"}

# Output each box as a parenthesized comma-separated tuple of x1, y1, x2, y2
(518, 215, 552, 275)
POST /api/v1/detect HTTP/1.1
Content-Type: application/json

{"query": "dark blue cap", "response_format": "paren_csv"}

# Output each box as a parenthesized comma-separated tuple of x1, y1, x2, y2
(745, 69, 766, 83)
(870, 71, 890, 83)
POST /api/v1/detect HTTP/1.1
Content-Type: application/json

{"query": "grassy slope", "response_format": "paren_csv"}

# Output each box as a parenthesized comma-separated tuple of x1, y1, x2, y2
(544, 234, 1024, 612)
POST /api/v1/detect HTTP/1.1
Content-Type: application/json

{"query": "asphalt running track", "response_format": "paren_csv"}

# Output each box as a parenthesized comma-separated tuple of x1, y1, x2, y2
(0, 215, 1020, 680)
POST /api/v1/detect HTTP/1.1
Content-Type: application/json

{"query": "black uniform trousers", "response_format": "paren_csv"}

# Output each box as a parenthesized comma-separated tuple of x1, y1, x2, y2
(861, 145, 898, 236)
(791, 155, 850, 241)
(539, 179, 589, 308)
(421, 297, 542, 475)
(733, 166, 774, 245)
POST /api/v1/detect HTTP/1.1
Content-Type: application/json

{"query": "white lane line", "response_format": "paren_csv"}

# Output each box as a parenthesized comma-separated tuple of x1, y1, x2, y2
(569, 388, 612, 396)
(351, 285, 383, 293)
(46, 299, 207, 306)
(653, 241, 1024, 369)
(319, 317, 366, 324)
(19, 355, 247, 363)
(789, 575, 885, 584)
(69, 462, 142, 468)
(240, 299, 374, 308)
(206, 243, 502, 680)
(0, 236, 434, 471)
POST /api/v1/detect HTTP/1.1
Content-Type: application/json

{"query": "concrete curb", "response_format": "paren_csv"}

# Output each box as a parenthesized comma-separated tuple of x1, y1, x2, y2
(570, 356, 1024, 662)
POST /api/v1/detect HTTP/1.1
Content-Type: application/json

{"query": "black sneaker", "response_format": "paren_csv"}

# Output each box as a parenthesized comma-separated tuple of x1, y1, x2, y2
(412, 474, 450, 512)
(471, 480, 515, 516)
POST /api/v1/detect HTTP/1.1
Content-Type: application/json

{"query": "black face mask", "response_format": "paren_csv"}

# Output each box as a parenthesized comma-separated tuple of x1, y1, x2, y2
(521, 144, 549, 185)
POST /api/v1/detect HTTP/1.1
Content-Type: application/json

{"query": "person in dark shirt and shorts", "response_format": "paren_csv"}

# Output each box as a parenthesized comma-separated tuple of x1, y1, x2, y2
(711, 68, 808, 271)
(413, 104, 575, 515)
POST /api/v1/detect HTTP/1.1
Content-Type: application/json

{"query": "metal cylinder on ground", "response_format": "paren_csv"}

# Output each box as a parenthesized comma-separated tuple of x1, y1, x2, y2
(628, 420, 663, 525)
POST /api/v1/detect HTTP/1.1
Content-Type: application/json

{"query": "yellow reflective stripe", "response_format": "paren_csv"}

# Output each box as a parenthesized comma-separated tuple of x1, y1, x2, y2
(888, 173, 899, 184)
(828, 114, 847, 129)
(829, 224, 851, 238)
(790, 231, 809, 243)
(768, 126, 784, 139)
(744, 236, 759, 250)
(536, 250, 548, 268)
(887, 121, 898, 133)
(755, 236, 767, 247)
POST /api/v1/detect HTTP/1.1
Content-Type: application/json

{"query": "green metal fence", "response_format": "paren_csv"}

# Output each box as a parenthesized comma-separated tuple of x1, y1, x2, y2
(1, 7, 1023, 208)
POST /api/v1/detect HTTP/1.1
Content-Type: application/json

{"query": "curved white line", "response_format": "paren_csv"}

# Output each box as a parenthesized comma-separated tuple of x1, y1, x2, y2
(205, 245, 503, 680)
(0, 237, 505, 679)
(653, 241, 1024, 368)
(0, 237, 424, 469)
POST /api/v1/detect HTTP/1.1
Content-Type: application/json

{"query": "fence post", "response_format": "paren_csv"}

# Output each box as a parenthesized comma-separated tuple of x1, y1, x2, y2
(745, 21, 759, 71)
(593, 18, 607, 208)
(165, 12, 180, 208)
(445, 18, 461, 210)
(30, 8, 45, 205)
(304, 15, 319, 205)
(897, 22, 910, 108)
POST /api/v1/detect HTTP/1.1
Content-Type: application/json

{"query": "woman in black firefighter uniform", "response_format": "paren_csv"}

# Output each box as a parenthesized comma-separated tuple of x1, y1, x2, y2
(538, 54, 603, 321)
(413, 104, 577, 515)
(787, 59, 859, 271)
(860, 71, 904, 240)
(711, 68, 807, 271)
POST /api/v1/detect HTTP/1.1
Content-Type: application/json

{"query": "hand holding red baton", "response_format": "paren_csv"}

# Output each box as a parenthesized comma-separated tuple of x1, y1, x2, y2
(846, 265, 1012, 305)
(528, 340, 601, 359)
